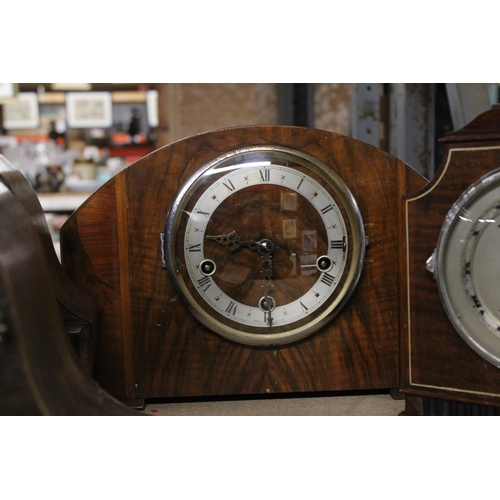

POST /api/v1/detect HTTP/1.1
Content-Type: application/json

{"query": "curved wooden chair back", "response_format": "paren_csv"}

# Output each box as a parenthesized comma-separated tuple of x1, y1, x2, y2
(0, 180, 137, 415)
(0, 155, 97, 372)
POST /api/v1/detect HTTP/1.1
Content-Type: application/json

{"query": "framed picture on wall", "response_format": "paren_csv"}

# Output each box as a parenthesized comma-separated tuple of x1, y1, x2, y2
(66, 91, 113, 128)
(0, 83, 18, 102)
(3, 92, 39, 129)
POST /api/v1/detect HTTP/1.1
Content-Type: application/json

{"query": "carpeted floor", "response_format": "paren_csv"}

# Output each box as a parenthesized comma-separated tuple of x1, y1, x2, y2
(141, 391, 405, 416)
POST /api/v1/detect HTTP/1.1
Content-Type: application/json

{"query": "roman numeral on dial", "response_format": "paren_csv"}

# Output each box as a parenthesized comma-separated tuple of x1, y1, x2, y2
(225, 301, 237, 315)
(223, 179, 235, 192)
(259, 169, 270, 182)
(331, 237, 346, 252)
(197, 276, 212, 292)
(320, 273, 335, 287)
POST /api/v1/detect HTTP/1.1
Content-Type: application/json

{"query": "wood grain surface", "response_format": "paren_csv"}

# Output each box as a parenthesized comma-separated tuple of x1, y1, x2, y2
(401, 105, 500, 407)
(61, 125, 425, 401)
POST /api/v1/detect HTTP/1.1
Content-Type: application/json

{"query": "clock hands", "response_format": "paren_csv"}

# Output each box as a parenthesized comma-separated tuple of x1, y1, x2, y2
(206, 231, 275, 326)
(206, 231, 267, 254)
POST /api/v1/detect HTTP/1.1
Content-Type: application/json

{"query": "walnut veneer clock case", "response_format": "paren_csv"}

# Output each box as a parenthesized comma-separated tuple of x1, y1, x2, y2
(61, 125, 424, 403)
(401, 105, 500, 409)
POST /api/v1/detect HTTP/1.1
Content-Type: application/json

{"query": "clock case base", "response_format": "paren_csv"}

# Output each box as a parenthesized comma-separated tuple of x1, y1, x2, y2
(61, 125, 425, 402)
(400, 105, 500, 410)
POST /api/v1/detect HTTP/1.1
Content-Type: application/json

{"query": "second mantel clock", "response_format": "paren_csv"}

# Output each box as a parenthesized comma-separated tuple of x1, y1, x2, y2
(401, 105, 500, 413)
(61, 125, 425, 405)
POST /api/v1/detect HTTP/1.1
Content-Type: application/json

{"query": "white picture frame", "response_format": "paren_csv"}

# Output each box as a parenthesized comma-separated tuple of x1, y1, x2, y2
(146, 89, 159, 127)
(0, 83, 17, 101)
(66, 91, 113, 128)
(3, 92, 39, 129)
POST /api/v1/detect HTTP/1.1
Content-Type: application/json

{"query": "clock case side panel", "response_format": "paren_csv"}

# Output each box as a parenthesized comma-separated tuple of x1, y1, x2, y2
(124, 126, 419, 398)
(60, 175, 134, 400)
(400, 105, 500, 407)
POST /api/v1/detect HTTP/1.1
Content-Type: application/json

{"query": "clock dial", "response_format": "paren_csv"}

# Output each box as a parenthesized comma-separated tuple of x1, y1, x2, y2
(165, 145, 365, 345)
(431, 167, 500, 367)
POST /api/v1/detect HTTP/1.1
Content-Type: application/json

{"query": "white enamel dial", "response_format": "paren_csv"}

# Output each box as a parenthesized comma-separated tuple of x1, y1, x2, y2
(165, 146, 365, 346)
(431, 167, 500, 367)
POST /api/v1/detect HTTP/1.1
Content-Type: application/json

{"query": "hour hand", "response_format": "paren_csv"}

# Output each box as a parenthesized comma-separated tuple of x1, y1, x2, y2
(206, 231, 260, 253)
(206, 231, 243, 252)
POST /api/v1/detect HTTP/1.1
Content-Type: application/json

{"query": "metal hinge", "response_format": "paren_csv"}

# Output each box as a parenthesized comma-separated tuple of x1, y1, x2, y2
(160, 232, 166, 268)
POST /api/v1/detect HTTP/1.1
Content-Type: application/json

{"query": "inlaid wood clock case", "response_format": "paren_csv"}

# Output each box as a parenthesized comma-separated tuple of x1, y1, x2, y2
(60, 125, 424, 404)
(401, 105, 500, 411)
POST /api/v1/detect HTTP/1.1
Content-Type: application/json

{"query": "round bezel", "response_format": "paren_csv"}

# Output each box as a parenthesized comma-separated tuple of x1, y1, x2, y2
(434, 166, 500, 367)
(164, 145, 365, 346)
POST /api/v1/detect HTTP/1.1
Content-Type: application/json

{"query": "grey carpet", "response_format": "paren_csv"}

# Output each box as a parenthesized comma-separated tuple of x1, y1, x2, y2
(142, 393, 405, 416)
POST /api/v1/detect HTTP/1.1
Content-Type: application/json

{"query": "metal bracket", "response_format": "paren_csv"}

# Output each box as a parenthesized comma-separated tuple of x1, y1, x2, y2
(160, 232, 166, 268)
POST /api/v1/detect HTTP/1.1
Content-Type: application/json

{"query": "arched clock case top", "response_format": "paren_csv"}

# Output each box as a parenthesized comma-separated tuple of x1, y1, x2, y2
(60, 125, 424, 402)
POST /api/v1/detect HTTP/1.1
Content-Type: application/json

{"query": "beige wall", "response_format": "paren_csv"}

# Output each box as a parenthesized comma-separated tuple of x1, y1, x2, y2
(157, 83, 278, 145)
(157, 83, 352, 147)
(314, 83, 352, 136)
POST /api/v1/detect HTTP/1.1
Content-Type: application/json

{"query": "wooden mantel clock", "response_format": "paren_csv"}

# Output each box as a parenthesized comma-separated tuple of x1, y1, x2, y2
(401, 105, 500, 414)
(60, 125, 424, 405)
